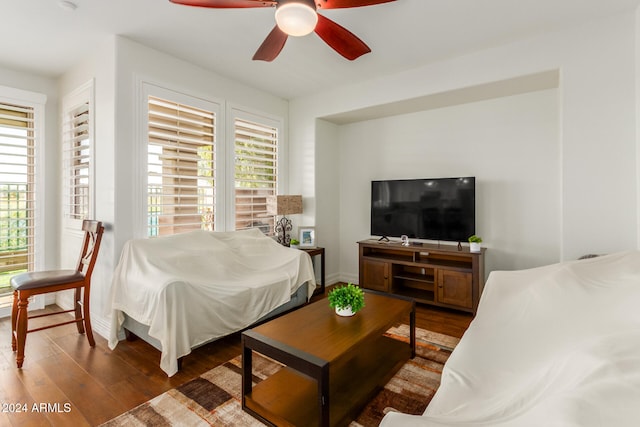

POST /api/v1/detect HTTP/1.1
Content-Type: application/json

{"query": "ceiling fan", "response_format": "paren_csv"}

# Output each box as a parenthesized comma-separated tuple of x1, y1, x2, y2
(169, 0, 396, 61)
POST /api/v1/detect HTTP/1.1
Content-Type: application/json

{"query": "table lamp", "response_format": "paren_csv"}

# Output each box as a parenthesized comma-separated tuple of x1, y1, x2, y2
(266, 195, 303, 246)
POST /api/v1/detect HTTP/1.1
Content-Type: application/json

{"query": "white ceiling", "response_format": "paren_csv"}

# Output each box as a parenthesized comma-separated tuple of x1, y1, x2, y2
(2, 0, 639, 100)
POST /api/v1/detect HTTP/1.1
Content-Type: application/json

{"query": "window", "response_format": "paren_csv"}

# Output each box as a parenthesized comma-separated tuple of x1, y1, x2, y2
(140, 82, 284, 239)
(233, 116, 279, 236)
(146, 95, 216, 237)
(62, 82, 93, 225)
(0, 92, 43, 297)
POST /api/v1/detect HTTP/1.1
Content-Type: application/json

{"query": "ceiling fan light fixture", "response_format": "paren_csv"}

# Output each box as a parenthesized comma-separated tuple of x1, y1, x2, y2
(275, 2, 318, 37)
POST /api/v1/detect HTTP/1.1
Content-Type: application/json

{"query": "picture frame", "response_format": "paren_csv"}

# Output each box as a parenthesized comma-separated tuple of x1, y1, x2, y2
(299, 227, 316, 248)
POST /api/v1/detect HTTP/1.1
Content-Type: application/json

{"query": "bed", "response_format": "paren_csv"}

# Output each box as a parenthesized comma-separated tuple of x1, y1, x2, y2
(107, 228, 316, 376)
(381, 250, 640, 426)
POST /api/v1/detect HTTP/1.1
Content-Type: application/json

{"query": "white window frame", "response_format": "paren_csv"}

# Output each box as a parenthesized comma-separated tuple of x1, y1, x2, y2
(227, 107, 284, 234)
(135, 80, 288, 238)
(62, 80, 94, 232)
(0, 85, 46, 315)
(137, 81, 223, 238)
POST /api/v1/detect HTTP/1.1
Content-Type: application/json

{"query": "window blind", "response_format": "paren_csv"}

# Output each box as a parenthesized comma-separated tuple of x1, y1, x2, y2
(62, 101, 91, 221)
(147, 96, 216, 237)
(0, 102, 37, 292)
(234, 117, 278, 235)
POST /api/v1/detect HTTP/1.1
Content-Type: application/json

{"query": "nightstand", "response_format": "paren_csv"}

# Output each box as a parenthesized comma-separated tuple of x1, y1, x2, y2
(300, 247, 325, 296)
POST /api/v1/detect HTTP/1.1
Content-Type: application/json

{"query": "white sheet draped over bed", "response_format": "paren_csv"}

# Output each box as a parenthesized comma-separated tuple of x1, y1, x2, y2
(381, 250, 640, 426)
(107, 228, 316, 376)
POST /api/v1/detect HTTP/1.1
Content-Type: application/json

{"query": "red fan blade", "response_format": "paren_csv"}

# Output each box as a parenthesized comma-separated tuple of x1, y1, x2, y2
(170, 0, 275, 8)
(315, 0, 395, 9)
(314, 14, 370, 60)
(253, 26, 289, 61)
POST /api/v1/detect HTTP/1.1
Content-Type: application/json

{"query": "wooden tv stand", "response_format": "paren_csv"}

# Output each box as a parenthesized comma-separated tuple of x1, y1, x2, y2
(358, 240, 485, 314)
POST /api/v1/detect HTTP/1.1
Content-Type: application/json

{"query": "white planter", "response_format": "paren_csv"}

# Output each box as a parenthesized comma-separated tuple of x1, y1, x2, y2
(335, 306, 355, 317)
(290, 244, 300, 249)
(469, 242, 481, 253)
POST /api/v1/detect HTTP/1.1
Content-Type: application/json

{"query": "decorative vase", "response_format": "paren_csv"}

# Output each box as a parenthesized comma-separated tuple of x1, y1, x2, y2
(290, 244, 299, 249)
(335, 306, 355, 317)
(469, 242, 481, 253)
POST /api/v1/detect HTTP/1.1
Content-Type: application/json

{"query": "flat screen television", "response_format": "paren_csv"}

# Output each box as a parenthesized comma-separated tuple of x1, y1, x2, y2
(371, 177, 475, 242)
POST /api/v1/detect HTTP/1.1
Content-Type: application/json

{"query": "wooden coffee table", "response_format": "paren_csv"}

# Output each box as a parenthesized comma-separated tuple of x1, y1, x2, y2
(241, 291, 415, 427)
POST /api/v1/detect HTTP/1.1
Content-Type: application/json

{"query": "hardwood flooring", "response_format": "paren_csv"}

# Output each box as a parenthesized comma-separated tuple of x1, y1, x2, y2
(0, 294, 472, 426)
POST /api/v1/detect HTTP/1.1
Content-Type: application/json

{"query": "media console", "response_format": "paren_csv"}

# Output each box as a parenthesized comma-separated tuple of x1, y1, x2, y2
(358, 240, 485, 314)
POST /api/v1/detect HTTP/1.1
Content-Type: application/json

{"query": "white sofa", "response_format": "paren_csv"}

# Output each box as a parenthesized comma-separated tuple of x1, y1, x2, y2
(108, 229, 316, 376)
(381, 251, 640, 426)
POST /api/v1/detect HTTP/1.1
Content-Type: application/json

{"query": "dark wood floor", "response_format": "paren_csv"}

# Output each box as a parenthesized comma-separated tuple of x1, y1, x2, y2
(0, 292, 472, 426)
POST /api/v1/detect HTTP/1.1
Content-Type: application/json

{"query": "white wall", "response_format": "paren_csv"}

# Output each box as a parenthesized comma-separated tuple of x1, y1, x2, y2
(289, 11, 638, 283)
(314, 120, 341, 285)
(337, 90, 560, 281)
(636, 6, 640, 248)
(58, 38, 116, 322)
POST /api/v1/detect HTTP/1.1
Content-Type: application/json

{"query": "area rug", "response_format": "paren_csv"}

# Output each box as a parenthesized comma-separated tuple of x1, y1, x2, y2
(101, 325, 459, 427)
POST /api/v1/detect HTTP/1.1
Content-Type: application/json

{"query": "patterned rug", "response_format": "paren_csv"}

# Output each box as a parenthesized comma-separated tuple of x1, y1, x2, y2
(101, 325, 459, 427)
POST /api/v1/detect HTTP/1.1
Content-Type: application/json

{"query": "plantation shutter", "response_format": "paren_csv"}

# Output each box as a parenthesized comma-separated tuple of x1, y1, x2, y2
(147, 96, 216, 237)
(62, 101, 91, 221)
(0, 102, 37, 292)
(234, 117, 278, 235)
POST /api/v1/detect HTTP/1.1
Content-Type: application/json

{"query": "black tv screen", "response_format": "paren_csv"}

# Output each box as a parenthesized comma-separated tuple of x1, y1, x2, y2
(371, 177, 475, 242)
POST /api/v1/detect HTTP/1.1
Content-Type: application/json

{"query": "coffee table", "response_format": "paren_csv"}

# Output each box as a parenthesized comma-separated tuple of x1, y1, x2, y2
(241, 291, 415, 427)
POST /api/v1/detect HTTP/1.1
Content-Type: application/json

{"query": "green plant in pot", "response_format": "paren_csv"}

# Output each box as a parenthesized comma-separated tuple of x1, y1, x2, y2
(468, 235, 482, 253)
(328, 283, 365, 317)
(289, 238, 300, 249)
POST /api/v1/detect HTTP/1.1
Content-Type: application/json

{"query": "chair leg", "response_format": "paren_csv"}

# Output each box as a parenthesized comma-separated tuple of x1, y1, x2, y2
(74, 287, 85, 334)
(15, 295, 29, 368)
(11, 291, 18, 351)
(82, 286, 95, 347)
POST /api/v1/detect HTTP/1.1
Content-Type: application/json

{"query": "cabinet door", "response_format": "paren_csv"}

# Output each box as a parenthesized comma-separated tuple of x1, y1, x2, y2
(361, 259, 389, 292)
(436, 269, 473, 309)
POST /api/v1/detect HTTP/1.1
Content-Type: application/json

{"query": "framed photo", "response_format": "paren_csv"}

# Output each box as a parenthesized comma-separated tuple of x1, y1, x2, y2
(299, 227, 316, 248)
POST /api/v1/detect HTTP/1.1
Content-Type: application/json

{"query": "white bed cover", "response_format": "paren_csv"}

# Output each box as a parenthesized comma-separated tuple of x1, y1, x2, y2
(108, 228, 316, 376)
(381, 250, 640, 426)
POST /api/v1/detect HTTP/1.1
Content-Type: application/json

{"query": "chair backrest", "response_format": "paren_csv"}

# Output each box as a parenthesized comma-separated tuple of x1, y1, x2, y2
(76, 220, 105, 279)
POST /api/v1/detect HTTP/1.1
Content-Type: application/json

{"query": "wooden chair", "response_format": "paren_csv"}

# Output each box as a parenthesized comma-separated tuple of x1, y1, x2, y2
(10, 220, 104, 368)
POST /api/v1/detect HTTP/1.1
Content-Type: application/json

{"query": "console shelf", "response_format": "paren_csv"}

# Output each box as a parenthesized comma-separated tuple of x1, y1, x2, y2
(358, 240, 485, 313)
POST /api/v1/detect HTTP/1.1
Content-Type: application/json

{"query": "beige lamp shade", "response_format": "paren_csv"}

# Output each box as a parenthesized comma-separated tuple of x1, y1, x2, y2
(266, 195, 303, 216)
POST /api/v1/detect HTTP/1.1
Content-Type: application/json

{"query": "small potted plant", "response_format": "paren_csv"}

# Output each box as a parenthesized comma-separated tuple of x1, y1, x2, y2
(468, 235, 482, 253)
(289, 238, 300, 249)
(328, 283, 365, 316)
